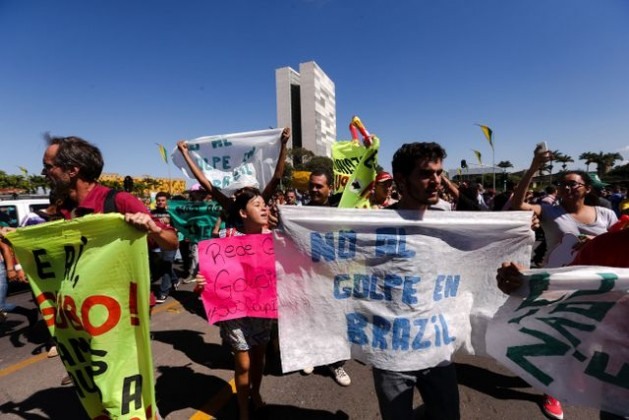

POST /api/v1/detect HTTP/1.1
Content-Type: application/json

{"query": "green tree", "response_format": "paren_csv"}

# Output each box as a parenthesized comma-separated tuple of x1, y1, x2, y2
(28, 175, 49, 194)
(100, 178, 122, 191)
(596, 152, 623, 176)
(303, 156, 333, 173)
(553, 153, 574, 171)
(496, 161, 514, 170)
(288, 147, 315, 168)
(579, 152, 599, 172)
(604, 162, 629, 183)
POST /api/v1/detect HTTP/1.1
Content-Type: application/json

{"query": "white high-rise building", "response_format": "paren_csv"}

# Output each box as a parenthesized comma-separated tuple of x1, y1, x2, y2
(276, 61, 336, 157)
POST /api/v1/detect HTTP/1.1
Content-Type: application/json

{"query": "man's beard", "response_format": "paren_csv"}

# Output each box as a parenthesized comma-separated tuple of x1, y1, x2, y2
(48, 178, 71, 199)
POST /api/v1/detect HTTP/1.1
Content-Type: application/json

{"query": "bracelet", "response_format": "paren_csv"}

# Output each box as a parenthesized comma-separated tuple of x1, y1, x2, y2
(14, 264, 22, 271)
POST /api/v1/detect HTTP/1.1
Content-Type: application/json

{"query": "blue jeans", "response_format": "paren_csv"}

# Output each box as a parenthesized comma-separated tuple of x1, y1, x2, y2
(158, 250, 177, 296)
(373, 364, 460, 420)
(0, 263, 17, 312)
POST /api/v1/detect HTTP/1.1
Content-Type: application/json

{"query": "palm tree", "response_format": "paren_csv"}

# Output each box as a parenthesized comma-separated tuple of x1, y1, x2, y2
(496, 161, 514, 190)
(596, 152, 623, 176)
(496, 160, 514, 170)
(554, 154, 574, 171)
(579, 152, 599, 172)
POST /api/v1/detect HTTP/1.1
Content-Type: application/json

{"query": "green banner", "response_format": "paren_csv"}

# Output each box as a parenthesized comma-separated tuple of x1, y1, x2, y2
(333, 136, 380, 208)
(167, 200, 224, 243)
(6, 214, 157, 420)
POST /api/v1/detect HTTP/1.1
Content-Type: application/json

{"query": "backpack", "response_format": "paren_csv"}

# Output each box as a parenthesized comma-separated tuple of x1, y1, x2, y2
(103, 189, 119, 214)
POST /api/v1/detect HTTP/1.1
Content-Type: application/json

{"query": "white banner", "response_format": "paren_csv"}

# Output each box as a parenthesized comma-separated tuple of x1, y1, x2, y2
(487, 266, 629, 417)
(274, 206, 534, 373)
(172, 128, 282, 195)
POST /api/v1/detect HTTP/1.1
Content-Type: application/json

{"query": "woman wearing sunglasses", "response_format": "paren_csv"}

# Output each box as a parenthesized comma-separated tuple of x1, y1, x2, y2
(513, 145, 618, 268)
(510, 145, 618, 420)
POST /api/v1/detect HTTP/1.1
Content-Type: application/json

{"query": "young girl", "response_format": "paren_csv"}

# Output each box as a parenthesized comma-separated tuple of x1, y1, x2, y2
(217, 187, 272, 420)
(176, 130, 288, 420)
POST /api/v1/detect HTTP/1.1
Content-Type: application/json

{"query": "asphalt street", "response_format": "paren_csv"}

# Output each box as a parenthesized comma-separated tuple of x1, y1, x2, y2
(0, 280, 600, 420)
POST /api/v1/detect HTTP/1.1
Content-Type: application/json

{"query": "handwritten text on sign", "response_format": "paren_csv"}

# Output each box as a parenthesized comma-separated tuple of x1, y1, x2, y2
(198, 233, 277, 324)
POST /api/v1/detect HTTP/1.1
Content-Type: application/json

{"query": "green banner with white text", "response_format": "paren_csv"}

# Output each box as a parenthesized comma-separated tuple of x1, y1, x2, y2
(167, 200, 224, 243)
(6, 214, 157, 420)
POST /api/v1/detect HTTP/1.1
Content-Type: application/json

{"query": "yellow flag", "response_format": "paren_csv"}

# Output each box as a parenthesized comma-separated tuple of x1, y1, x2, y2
(156, 143, 168, 164)
(472, 149, 482, 165)
(476, 124, 493, 149)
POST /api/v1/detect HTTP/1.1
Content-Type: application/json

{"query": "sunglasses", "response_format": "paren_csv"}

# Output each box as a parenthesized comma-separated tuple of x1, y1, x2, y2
(558, 181, 586, 189)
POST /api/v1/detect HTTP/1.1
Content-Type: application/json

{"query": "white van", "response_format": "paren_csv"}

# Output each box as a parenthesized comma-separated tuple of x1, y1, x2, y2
(0, 198, 50, 227)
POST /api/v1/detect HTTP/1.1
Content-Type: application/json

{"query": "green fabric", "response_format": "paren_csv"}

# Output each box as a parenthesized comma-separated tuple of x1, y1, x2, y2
(333, 136, 380, 208)
(167, 200, 224, 243)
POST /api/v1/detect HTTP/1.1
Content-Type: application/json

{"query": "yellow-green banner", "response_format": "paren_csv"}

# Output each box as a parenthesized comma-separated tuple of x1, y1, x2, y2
(333, 136, 380, 208)
(6, 214, 157, 420)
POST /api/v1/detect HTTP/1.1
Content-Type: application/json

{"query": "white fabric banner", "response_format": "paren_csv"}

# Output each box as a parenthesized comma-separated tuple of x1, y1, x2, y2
(274, 206, 534, 373)
(487, 266, 629, 417)
(172, 128, 282, 195)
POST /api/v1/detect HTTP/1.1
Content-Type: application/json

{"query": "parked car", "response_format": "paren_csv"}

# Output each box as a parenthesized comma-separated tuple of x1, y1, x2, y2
(0, 198, 49, 228)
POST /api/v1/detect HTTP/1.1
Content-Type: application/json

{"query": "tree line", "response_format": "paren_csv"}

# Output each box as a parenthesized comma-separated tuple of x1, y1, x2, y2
(0, 148, 625, 196)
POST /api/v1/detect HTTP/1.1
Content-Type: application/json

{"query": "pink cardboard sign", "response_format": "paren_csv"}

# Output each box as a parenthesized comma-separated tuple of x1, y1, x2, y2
(198, 233, 277, 324)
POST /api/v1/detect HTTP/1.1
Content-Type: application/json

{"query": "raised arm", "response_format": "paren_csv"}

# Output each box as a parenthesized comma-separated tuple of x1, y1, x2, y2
(441, 174, 460, 201)
(511, 146, 551, 216)
(176, 140, 232, 211)
(261, 127, 290, 202)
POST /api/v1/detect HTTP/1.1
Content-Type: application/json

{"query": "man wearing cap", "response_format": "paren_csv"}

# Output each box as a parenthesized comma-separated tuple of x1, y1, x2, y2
(369, 171, 397, 209)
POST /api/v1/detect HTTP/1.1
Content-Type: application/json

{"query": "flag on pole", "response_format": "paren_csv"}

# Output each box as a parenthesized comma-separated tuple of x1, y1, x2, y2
(472, 149, 482, 165)
(18, 166, 28, 175)
(156, 143, 168, 164)
(476, 124, 493, 149)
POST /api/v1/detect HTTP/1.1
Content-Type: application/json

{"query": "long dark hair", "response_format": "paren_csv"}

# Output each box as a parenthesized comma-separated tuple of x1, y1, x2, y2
(227, 187, 263, 227)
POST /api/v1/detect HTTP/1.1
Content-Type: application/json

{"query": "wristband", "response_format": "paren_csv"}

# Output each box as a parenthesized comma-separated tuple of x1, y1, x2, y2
(14, 264, 22, 271)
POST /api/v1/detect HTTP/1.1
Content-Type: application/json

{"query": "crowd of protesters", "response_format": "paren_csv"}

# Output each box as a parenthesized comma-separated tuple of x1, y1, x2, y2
(1, 134, 628, 420)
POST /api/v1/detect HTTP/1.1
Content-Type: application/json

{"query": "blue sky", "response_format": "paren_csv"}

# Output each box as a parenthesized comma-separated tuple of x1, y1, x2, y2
(1, 0, 628, 184)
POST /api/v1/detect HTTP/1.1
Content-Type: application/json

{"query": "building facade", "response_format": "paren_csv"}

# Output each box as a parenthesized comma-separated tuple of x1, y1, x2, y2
(276, 61, 336, 157)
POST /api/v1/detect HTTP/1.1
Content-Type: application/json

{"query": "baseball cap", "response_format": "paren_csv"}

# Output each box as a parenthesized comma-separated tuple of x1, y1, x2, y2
(376, 171, 393, 183)
(587, 173, 608, 190)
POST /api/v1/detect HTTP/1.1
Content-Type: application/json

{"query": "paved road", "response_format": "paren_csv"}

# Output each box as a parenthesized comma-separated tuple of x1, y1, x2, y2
(0, 282, 600, 419)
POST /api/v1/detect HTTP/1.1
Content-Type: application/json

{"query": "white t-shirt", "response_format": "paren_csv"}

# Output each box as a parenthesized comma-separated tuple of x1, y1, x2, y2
(541, 204, 617, 266)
